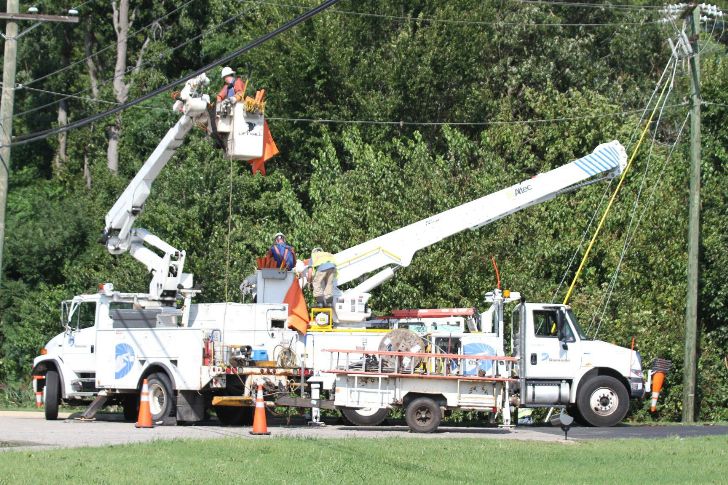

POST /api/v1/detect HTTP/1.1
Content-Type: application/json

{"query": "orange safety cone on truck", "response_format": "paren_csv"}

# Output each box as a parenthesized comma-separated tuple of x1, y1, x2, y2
(135, 379, 154, 428)
(649, 358, 672, 413)
(250, 384, 270, 435)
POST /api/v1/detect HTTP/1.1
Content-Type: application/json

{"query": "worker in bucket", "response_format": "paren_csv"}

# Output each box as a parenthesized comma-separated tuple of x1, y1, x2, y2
(269, 232, 296, 271)
(216, 66, 246, 102)
(309, 248, 337, 307)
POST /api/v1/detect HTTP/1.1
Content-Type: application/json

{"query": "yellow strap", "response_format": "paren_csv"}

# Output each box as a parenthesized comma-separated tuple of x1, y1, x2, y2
(562, 76, 672, 305)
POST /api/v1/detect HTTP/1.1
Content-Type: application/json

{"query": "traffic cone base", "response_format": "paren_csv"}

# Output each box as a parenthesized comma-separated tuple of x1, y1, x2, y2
(250, 384, 270, 435)
(135, 379, 154, 428)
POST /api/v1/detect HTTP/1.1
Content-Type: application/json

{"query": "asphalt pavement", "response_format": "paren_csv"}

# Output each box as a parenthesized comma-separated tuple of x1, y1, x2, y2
(1, 410, 726, 452)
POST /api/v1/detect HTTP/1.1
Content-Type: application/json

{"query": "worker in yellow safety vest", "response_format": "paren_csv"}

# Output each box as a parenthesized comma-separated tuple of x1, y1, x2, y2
(310, 248, 337, 307)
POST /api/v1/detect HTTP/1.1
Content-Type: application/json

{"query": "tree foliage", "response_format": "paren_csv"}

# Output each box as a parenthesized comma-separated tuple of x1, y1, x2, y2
(1, 1, 726, 420)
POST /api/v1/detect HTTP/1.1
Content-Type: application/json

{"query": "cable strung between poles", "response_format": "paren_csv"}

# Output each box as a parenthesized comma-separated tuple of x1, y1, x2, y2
(561, 54, 675, 306)
(8, 0, 342, 148)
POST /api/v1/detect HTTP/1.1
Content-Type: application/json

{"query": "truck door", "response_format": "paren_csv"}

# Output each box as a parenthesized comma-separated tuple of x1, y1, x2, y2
(61, 301, 97, 373)
(524, 308, 580, 379)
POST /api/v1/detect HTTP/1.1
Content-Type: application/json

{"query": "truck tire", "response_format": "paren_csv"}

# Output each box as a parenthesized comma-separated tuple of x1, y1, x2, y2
(146, 372, 175, 422)
(340, 407, 389, 426)
(214, 406, 254, 426)
(44, 370, 60, 421)
(122, 395, 139, 422)
(405, 397, 441, 433)
(576, 375, 629, 427)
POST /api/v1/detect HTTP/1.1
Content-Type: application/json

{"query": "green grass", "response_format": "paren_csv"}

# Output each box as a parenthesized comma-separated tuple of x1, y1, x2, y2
(0, 436, 726, 484)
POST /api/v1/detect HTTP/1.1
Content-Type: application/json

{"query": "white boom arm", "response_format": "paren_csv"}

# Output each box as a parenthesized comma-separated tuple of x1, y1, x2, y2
(101, 74, 211, 300)
(331, 141, 627, 322)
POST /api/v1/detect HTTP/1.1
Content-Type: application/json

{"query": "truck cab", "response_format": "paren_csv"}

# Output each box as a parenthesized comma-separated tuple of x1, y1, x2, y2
(514, 302, 645, 426)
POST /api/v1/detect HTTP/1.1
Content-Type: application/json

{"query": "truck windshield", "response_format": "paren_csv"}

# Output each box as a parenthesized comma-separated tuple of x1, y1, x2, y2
(566, 309, 590, 340)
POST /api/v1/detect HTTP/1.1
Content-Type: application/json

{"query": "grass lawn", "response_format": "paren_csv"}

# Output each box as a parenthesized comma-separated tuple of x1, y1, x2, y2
(0, 436, 726, 484)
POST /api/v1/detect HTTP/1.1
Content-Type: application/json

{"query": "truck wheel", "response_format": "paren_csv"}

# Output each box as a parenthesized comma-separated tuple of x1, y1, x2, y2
(122, 395, 139, 422)
(405, 397, 441, 433)
(44, 370, 60, 421)
(214, 406, 254, 426)
(340, 407, 389, 426)
(576, 375, 629, 427)
(146, 373, 175, 422)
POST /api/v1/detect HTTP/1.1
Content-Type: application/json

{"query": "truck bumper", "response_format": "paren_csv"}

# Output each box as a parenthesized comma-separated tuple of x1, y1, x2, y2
(629, 377, 645, 398)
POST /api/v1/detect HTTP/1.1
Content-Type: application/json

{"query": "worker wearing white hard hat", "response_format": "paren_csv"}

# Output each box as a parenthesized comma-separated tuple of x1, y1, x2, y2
(216, 66, 246, 103)
(269, 233, 296, 271)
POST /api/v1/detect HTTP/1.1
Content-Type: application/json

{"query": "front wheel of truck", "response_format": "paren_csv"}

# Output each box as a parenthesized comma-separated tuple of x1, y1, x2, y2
(576, 375, 629, 427)
(44, 370, 60, 420)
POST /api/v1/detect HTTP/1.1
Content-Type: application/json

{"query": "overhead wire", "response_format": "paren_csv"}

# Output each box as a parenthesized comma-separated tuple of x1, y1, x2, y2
(18, 0, 197, 89)
(266, 104, 687, 126)
(18, 86, 172, 112)
(12, 1, 259, 121)
(7, 0, 343, 148)
(11, 0, 674, 122)
(591, 111, 689, 338)
(256, 1, 664, 26)
(561, 52, 675, 306)
(551, 53, 678, 303)
(588, 58, 681, 336)
(511, 0, 668, 9)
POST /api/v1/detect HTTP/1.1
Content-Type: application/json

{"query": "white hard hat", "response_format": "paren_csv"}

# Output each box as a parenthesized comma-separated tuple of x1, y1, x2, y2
(221, 66, 235, 78)
(274, 232, 285, 241)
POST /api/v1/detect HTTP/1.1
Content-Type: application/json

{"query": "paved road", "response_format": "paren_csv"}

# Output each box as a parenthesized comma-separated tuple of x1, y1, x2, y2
(1, 411, 726, 452)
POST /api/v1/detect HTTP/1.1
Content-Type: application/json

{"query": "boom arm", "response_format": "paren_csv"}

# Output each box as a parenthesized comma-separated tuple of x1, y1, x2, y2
(101, 74, 211, 300)
(334, 141, 627, 294)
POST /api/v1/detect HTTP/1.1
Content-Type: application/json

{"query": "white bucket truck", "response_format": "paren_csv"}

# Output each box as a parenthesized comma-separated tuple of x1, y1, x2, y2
(30, 72, 645, 426)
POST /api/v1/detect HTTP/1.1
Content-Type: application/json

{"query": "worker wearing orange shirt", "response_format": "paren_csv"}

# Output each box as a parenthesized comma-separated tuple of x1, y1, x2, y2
(216, 66, 246, 102)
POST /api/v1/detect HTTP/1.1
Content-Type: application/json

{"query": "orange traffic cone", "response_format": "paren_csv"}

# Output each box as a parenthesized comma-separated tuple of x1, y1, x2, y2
(250, 384, 270, 435)
(135, 379, 154, 428)
(33, 376, 43, 408)
(649, 358, 672, 413)
(650, 371, 665, 413)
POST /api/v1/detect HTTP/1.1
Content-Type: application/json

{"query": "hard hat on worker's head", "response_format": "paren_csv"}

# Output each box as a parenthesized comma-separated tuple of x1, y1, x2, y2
(221, 66, 235, 79)
(312, 247, 322, 254)
(274, 232, 285, 242)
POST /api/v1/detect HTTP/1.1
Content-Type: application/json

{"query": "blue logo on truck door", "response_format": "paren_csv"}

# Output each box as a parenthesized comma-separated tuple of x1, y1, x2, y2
(115, 343, 135, 379)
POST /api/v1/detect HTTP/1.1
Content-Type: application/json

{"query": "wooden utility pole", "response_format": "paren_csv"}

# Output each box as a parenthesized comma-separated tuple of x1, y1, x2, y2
(682, 4, 701, 423)
(0, 3, 78, 283)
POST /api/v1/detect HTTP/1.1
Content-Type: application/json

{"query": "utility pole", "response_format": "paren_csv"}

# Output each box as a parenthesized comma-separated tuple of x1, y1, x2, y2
(0, 3, 78, 284)
(0, 0, 19, 285)
(682, 4, 701, 423)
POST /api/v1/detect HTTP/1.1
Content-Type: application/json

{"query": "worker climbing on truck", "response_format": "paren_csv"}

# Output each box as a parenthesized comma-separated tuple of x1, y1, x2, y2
(309, 248, 337, 307)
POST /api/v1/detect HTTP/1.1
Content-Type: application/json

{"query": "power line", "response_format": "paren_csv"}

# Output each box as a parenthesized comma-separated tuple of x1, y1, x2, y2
(511, 0, 667, 9)
(18, 85, 172, 112)
(266, 103, 688, 126)
(11, 2, 671, 121)
(8, 0, 342, 148)
(13, 3, 255, 120)
(18, 0, 196, 88)
(258, 1, 664, 26)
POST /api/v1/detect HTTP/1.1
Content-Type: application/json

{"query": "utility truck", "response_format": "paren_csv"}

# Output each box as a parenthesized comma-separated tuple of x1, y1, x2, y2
(31, 72, 645, 428)
(326, 288, 646, 432)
